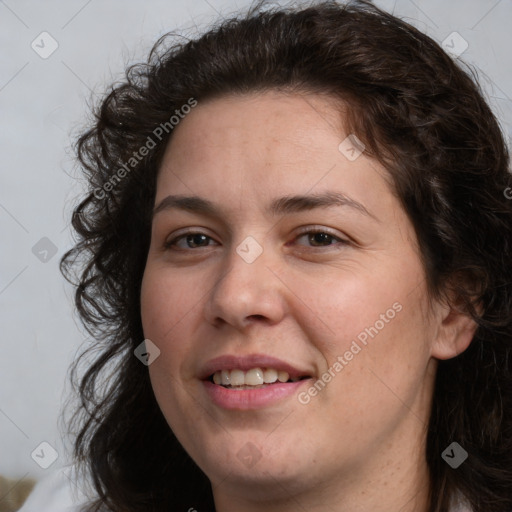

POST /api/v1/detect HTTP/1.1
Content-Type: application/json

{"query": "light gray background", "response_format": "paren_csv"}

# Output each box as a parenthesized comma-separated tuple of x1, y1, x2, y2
(1, 0, 511, 483)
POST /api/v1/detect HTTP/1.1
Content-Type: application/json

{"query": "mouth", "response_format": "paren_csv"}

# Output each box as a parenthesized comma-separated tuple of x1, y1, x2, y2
(207, 367, 312, 389)
(200, 354, 314, 409)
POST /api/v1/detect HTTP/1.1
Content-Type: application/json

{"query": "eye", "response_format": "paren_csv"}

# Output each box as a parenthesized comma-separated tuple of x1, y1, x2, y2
(163, 227, 350, 252)
(164, 231, 217, 250)
(293, 228, 350, 249)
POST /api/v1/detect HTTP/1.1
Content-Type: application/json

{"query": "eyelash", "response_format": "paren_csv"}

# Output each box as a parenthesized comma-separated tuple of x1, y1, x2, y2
(163, 227, 350, 252)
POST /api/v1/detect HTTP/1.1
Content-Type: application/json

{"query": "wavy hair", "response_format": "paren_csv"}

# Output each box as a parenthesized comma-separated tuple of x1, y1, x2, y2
(60, 1, 512, 510)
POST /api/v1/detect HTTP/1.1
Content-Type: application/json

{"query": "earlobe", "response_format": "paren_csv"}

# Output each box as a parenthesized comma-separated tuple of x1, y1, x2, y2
(431, 301, 479, 360)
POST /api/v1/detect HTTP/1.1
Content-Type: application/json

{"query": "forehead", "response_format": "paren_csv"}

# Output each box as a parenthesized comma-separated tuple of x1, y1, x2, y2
(155, 91, 393, 219)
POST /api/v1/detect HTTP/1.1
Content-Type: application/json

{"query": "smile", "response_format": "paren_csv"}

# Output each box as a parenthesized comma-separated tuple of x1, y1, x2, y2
(210, 367, 310, 388)
(200, 354, 314, 409)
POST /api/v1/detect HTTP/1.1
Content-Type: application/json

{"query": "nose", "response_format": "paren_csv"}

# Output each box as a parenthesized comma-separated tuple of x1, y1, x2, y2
(203, 240, 287, 331)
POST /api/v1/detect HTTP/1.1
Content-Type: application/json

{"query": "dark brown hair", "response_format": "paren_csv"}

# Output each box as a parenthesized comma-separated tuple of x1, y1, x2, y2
(60, 1, 512, 511)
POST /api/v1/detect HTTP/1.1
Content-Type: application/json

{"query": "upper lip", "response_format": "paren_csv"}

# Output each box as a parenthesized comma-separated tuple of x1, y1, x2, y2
(199, 354, 312, 380)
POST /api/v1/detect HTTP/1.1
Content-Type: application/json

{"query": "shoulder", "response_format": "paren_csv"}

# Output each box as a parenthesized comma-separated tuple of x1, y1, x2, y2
(18, 464, 93, 512)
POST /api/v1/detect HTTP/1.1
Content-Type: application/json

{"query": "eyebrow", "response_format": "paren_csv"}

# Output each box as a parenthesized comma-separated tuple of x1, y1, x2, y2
(152, 191, 377, 221)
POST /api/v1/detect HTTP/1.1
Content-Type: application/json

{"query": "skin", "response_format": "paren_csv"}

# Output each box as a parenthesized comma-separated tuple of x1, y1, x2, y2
(140, 91, 477, 512)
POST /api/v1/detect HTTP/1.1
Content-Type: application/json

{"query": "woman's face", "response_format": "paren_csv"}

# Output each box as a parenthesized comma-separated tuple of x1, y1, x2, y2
(140, 91, 448, 505)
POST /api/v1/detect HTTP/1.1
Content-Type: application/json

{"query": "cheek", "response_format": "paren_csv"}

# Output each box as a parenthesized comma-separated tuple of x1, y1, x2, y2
(140, 269, 194, 421)
(334, 292, 431, 408)
(140, 266, 200, 342)
(303, 270, 407, 358)
(308, 263, 432, 395)
(140, 265, 210, 383)
(140, 268, 197, 402)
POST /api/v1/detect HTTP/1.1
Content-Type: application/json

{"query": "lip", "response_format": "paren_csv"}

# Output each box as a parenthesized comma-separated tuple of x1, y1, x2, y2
(199, 353, 313, 410)
(203, 379, 310, 410)
(199, 353, 312, 380)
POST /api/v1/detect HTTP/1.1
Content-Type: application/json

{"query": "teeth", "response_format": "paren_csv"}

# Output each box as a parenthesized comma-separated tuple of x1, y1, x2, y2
(212, 368, 294, 387)
(262, 368, 278, 383)
(221, 370, 231, 386)
(277, 370, 289, 383)
(245, 368, 264, 385)
(230, 369, 245, 386)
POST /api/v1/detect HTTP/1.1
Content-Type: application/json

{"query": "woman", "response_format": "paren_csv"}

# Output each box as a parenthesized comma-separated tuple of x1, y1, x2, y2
(31, 0, 512, 511)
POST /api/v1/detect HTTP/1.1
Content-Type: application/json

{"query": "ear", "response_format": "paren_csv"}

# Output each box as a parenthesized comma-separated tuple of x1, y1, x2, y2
(430, 291, 480, 360)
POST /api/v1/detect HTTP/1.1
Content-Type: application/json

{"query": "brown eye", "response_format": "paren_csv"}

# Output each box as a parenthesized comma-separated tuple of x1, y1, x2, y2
(164, 232, 216, 250)
(294, 229, 349, 249)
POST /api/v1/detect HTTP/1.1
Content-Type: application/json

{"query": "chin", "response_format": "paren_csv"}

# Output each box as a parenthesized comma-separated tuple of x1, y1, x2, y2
(205, 459, 310, 502)
(198, 435, 311, 487)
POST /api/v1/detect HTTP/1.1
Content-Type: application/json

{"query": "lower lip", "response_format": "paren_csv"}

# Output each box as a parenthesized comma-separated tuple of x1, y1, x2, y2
(203, 379, 310, 410)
